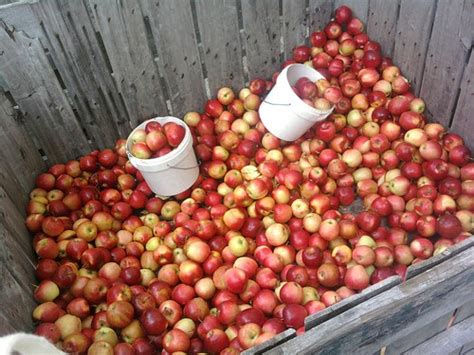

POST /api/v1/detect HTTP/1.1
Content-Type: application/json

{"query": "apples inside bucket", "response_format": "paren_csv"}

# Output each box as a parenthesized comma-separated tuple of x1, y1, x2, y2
(259, 64, 334, 142)
(126, 117, 199, 196)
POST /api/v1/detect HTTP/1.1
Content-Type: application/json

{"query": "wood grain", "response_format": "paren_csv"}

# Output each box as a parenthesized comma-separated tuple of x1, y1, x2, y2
(366, 0, 400, 57)
(141, 0, 207, 116)
(31, 0, 130, 145)
(0, 12, 91, 163)
(194, 0, 245, 95)
(269, 246, 474, 354)
(391, 0, 436, 96)
(241, 0, 281, 80)
(0, 90, 45, 209)
(450, 52, 474, 152)
(385, 311, 452, 355)
(282, 0, 308, 60)
(404, 315, 474, 355)
(419, 0, 474, 126)
(308, 0, 333, 32)
(0, 187, 36, 334)
(88, 0, 167, 126)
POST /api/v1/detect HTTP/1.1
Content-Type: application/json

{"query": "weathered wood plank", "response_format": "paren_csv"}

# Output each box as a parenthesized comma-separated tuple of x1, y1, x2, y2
(385, 311, 452, 355)
(241, 0, 281, 80)
(141, 0, 207, 116)
(366, 0, 400, 57)
(450, 52, 474, 152)
(392, 0, 436, 96)
(305, 275, 401, 330)
(0, 90, 45, 209)
(244, 329, 296, 355)
(0, 17, 91, 163)
(334, 0, 369, 23)
(307, 0, 333, 32)
(406, 237, 474, 279)
(88, 0, 168, 126)
(404, 315, 474, 355)
(419, 0, 474, 126)
(30, 0, 130, 146)
(270, 246, 474, 354)
(282, 0, 307, 60)
(0, 1, 43, 37)
(0, 186, 35, 258)
(454, 299, 474, 325)
(0, 266, 36, 335)
(193, 0, 244, 96)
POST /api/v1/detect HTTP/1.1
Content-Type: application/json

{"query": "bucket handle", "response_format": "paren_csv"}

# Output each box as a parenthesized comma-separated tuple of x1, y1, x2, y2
(166, 163, 200, 170)
(263, 100, 291, 106)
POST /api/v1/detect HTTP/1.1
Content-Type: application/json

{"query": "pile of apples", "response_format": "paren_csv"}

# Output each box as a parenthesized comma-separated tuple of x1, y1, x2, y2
(25, 5, 473, 354)
(129, 122, 186, 160)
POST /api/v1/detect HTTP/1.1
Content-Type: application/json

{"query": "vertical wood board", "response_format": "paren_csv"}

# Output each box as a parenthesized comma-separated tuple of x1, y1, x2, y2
(450, 51, 474, 152)
(282, 0, 308, 60)
(366, 0, 400, 57)
(31, 0, 130, 145)
(308, 0, 333, 32)
(392, 0, 436, 96)
(0, 90, 45, 208)
(193, 0, 245, 96)
(241, 0, 281, 80)
(141, 0, 208, 116)
(0, 18, 91, 163)
(419, 0, 474, 126)
(88, 0, 168, 126)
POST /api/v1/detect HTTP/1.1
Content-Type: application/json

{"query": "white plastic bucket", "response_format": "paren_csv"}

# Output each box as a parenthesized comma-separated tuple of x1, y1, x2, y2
(126, 117, 199, 197)
(259, 63, 334, 141)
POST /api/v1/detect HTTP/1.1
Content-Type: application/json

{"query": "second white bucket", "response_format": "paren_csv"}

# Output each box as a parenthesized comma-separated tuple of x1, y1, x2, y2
(126, 117, 199, 197)
(259, 64, 334, 141)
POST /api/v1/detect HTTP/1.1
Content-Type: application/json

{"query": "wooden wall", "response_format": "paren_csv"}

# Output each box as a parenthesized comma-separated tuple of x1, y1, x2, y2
(0, 0, 473, 334)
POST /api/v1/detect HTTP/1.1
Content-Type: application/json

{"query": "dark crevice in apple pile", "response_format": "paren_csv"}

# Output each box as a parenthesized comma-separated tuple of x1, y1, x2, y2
(27, 5, 473, 355)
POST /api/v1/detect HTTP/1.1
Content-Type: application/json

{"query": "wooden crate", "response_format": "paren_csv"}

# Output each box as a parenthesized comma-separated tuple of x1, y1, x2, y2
(0, 0, 473, 351)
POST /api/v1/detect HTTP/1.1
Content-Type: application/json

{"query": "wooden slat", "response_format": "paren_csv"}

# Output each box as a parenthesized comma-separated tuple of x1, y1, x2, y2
(453, 299, 474, 325)
(334, 0, 369, 23)
(391, 0, 436, 96)
(88, 0, 168, 126)
(307, 0, 333, 32)
(244, 329, 296, 355)
(270, 246, 474, 354)
(0, 186, 35, 256)
(0, 90, 45, 209)
(141, 0, 208, 116)
(305, 275, 401, 330)
(405, 315, 474, 355)
(0, 13, 91, 163)
(30, 0, 130, 146)
(450, 52, 474, 152)
(419, 0, 474, 126)
(193, 0, 244, 97)
(282, 0, 307, 60)
(406, 237, 474, 279)
(241, 0, 281, 80)
(0, 267, 36, 335)
(0, 187, 36, 334)
(385, 311, 453, 355)
(366, 0, 400, 57)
